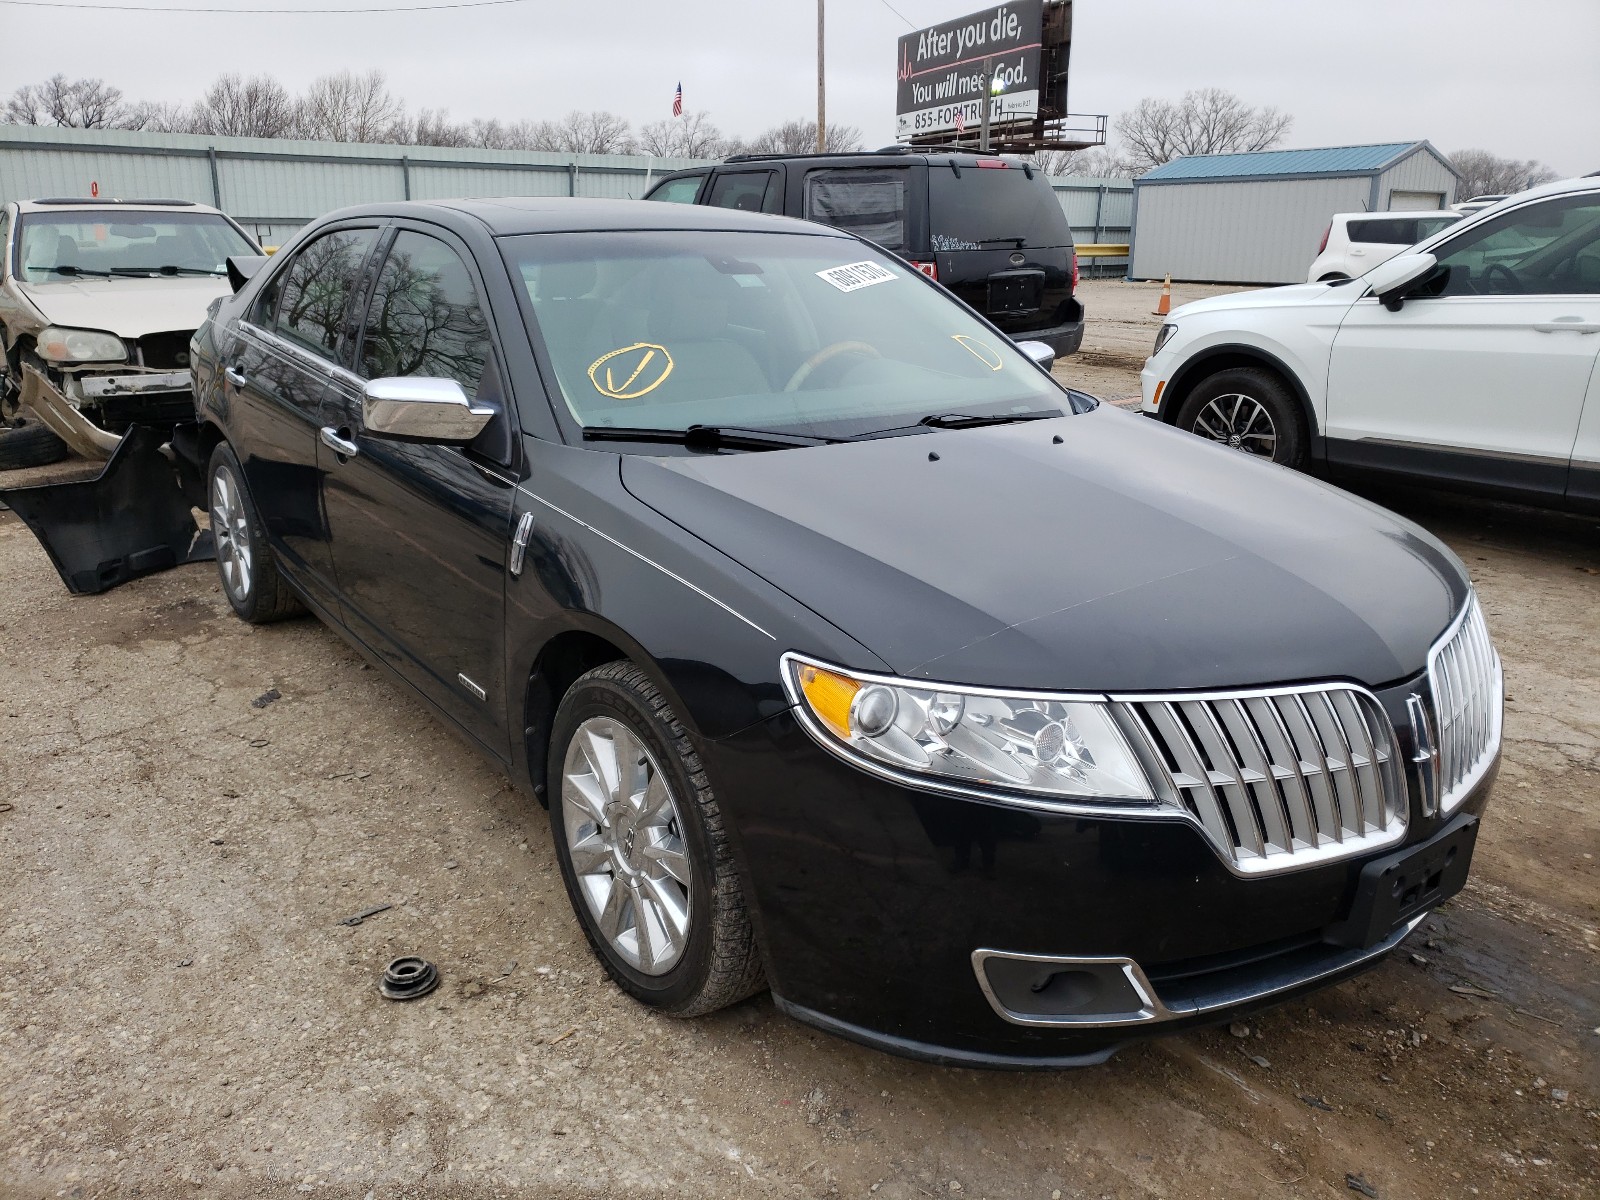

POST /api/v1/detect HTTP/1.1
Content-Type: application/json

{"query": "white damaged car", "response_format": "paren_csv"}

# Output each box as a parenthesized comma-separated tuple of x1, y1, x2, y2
(0, 197, 262, 469)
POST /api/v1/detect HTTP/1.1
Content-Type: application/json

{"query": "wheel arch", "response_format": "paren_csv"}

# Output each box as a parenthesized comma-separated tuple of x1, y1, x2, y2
(1158, 344, 1322, 461)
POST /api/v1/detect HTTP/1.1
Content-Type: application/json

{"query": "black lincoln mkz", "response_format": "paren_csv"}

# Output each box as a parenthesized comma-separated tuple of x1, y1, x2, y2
(192, 198, 1501, 1067)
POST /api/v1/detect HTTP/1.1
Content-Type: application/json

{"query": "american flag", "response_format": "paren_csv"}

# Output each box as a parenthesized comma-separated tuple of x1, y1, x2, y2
(954, 106, 965, 135)
(673, 82, 683, 118)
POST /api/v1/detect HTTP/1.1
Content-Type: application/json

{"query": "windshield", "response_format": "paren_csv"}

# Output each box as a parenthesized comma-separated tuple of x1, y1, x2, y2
(16, 210, 258, 283)
(927, 165, 1074, 251)
(505, 230, 1066, 441)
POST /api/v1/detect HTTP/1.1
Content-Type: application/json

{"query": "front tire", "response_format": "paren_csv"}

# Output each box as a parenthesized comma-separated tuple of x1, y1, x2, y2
(0, 417, 69, 470)
(1175, 367, 1307, 469)
(207, 442, 303, 623)
(548, 661, 763, 1017)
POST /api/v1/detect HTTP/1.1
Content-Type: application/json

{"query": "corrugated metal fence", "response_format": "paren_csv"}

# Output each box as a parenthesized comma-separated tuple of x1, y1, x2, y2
(0, 125, 1131, 268)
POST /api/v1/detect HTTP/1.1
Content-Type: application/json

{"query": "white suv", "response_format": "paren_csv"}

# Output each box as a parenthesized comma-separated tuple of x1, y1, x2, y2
(1307, 211, 1463, 281)
(1141, 177, 1600, 514)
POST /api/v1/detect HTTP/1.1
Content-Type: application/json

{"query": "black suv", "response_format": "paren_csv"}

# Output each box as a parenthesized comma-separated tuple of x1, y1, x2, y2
(645, 149, 1085, 357)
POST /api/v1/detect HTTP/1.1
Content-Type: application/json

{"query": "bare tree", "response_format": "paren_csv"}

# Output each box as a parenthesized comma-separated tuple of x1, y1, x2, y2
(739, 119, 863, 155)
(1116, 88, 1292, 174)
(407, 108, 472, 148)
(5, 74, 144, 128)
(1032, 146, 1135, 178)
(637, 111, 728, 159)
(1449, 148, 1562, 200)
(294, 70, 407, 143)
(187, 74, 297, 139)
(536, 111, 635, 155)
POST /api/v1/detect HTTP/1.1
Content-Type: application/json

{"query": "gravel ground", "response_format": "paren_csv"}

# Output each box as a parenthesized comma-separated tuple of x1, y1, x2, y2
(2, 291, 1597, 1198)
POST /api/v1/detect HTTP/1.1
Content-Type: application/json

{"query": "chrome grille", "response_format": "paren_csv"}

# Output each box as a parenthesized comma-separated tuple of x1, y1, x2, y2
(1428, 596, 1502, 813)
(1113, 685, 1406, 875)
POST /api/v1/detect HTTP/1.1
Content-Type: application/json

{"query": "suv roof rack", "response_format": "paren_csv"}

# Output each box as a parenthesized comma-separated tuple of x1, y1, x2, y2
(722, 145, 1006, 164)
(32, 197, 197, 206)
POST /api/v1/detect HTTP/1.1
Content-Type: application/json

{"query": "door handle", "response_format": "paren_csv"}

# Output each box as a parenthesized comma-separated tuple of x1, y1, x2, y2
(224, 366, 248, 387)
(1534, 318, 1600, 334)
(320, 425, 360, 458)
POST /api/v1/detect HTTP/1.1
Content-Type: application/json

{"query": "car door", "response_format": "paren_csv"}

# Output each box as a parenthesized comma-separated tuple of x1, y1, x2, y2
(1568, 356, 1600, 512)
(1324, 191, 1600, 498)
(225, 224, 380, 614)
(319, 224, 518, 756)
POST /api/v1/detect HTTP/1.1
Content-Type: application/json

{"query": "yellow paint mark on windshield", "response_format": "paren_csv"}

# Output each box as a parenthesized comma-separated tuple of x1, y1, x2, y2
(951, 334, 1004, 371)
(588, 343, 675, 400)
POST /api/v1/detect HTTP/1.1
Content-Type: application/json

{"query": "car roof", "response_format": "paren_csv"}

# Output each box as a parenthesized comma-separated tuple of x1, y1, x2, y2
(1334, 210, 1459, 220)
(321, 196, 851, 238)
(12, 197, 227, 216)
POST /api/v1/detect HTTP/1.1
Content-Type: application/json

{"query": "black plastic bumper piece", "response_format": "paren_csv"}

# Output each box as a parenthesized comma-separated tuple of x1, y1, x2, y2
(0, 425, 212, 594)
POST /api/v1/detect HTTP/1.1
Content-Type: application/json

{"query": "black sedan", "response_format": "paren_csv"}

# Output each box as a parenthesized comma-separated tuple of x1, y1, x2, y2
(190, 198, 1502, 1067)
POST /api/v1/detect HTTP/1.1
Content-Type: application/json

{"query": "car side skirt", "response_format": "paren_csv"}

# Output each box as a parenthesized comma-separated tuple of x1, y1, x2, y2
(1324, 436, 1574, 508)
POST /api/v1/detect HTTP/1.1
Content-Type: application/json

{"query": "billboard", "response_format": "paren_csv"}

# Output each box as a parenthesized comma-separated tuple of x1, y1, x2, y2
(895, 1, 1044, 143)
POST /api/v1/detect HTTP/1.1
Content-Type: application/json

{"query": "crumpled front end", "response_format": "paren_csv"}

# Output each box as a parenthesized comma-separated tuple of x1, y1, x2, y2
(20, 334, 197, 460)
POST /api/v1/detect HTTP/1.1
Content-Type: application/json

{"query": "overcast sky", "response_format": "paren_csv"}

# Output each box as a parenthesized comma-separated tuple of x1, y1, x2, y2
(4, 0, 1596, 174)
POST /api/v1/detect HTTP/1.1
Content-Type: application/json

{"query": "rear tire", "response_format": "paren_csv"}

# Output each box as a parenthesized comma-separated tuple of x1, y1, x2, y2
(548, 661, 764, 1017)
(207, 441, 303, 623)
(0, 417, 70, 471)
(1175, 367, 1307, 469)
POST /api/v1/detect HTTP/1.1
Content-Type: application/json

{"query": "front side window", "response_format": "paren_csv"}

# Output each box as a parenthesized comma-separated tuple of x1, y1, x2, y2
(803, 169, 907, 251)
(259, 227, 378, 359)
(1432, 194, 1600, 297)
(507, 229, 1064, 442)
(360, 231, 491, 396)
(646, 174, 707, 204)
(15, 209, 258, 284)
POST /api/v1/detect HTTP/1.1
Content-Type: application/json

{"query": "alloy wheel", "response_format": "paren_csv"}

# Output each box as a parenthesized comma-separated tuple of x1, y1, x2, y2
(561, 716, 693, 975)
(1192, 393, 1278, 458)
(211, 464, 254, 601)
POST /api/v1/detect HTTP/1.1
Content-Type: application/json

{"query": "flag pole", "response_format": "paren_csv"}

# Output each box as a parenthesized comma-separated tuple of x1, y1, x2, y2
(816, 0, 826, 153)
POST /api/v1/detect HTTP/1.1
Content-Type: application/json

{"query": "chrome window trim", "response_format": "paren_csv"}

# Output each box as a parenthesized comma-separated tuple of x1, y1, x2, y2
(515, 486, 775, 641)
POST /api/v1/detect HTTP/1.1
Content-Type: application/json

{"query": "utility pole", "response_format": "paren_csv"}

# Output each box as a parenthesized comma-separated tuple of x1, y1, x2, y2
(816, 0, 826, 152)
(978, 58, 993, 152)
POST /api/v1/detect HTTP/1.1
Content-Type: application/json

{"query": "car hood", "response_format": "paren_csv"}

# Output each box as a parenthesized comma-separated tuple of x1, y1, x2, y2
(620, 405, 1468, 693)
(1170, 280, 1357, 320)
(13, 276, 231, 339)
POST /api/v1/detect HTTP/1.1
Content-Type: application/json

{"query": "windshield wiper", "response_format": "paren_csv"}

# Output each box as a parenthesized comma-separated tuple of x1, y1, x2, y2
(582, 424, 842, 451)
(40, 264, 114, 277)
(917, 410, 1061, 429)
(110, 265, 226, 276)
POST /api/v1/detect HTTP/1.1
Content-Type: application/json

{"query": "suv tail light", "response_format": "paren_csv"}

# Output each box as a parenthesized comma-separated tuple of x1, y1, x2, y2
(1071, 248, 1080, 292)
(912, 260, 938, 282)
(976, 159, 1009, 169)
(1317, 222, 1331, 254)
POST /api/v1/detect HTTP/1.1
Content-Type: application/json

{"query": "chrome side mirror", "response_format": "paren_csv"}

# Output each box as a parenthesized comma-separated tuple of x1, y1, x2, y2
(362, 377, 495, 444)
(1017, 340, 1056, 373)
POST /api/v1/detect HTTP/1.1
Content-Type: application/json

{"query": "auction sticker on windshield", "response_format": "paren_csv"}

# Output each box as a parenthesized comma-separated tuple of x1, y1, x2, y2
(816, 261, 897, 293)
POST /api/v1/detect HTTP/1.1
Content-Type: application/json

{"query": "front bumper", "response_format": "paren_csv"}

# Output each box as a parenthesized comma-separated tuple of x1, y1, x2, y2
(706, 699, 1493, 1068)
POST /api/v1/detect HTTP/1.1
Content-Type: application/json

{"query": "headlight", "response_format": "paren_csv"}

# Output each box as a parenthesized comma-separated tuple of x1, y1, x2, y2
(783, 655, 1155, 806)
(1152, 323, 1178, 356)
(36, 326, 126, 364)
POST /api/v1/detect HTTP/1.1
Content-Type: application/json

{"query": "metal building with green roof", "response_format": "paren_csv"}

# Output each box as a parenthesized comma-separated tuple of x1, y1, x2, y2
(1128, 140, 1459, 284)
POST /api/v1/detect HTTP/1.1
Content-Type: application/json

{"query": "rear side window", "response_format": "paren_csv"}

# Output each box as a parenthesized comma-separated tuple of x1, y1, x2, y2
(360, 230, 491, 396)
(1347, 218, 1421, 246)
(927, 167, 1074, 251)
(647, 174, 706, 204)
(707, 171, 781, 214)
(259, 227, 378, 359)
(804, 169, 907, 252)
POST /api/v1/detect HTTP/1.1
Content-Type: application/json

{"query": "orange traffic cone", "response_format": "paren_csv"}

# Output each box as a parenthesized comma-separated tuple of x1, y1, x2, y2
(1153, 273, 1172, 317)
